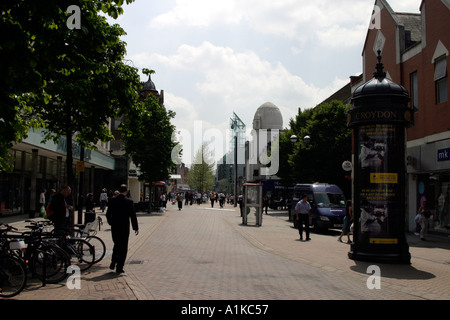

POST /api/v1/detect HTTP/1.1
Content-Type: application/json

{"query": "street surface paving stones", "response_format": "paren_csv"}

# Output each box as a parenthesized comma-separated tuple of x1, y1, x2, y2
(1, 202, 450, 302)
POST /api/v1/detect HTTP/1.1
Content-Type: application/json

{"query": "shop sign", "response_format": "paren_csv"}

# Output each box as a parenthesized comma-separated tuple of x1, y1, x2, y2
(437, 148, 450, 162)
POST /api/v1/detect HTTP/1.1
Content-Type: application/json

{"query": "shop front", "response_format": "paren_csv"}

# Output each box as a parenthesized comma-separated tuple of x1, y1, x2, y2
(407, 138, 450, 235)
(0, 129, 115, 218)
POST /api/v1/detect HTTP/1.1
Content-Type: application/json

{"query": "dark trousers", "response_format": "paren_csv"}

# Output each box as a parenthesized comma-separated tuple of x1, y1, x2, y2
(298, 214, 310, 238)
(111, 230, 130, 270)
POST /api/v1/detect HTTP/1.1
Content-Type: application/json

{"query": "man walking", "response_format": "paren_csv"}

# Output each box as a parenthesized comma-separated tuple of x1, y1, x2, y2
(106, 184, 139, 274)
(295, 194, 311, 241)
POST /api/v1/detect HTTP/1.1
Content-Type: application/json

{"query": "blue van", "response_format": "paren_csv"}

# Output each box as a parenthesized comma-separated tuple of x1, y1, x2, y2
(292, 183, 346, 230)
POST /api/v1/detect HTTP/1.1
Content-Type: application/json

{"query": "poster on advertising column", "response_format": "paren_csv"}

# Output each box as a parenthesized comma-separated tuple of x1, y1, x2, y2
(357, 124, 401, 244)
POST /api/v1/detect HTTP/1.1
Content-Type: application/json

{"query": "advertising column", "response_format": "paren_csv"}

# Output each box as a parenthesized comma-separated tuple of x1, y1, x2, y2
(347, 52, 414, 264)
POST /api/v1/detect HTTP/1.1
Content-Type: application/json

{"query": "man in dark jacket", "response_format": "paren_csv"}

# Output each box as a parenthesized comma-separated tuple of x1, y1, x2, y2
(106, 184, 139, 274)
(49, 186, 73, 235)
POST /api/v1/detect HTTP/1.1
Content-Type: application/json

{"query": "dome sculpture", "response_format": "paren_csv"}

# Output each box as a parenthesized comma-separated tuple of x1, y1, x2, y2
(253, 102, 283, 130)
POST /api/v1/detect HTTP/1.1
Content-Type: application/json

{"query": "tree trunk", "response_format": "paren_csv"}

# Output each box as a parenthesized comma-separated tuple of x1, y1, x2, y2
(66, 131, 74, 190)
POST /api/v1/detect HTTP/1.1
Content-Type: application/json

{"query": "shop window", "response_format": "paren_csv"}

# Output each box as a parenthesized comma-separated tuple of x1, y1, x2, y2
(410, 71, 418, 112)
(434, 56, 448, 104)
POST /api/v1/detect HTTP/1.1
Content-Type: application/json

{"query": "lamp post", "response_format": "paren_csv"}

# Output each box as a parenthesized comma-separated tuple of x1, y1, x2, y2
(230, 113, 245, 207)
(347, 50, 414, 264)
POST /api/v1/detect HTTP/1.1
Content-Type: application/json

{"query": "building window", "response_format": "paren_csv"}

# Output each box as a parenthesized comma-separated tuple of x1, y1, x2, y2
(410, 71, 418, 112)
(435, 56, 448, 103)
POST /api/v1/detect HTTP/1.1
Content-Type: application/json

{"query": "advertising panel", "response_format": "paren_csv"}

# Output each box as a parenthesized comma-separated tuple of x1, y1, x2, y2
(356, 124, 402, 245)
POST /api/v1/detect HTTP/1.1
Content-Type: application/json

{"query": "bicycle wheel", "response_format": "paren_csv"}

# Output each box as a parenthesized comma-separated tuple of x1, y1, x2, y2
(85, 236, 106, 264)
(0, 254, 27, 298)
(68, 239, 95, 271)
(33, 244, 71, 284)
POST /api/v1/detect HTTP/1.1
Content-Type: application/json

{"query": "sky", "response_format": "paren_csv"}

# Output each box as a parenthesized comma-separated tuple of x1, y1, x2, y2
(109, 0, 422, 164)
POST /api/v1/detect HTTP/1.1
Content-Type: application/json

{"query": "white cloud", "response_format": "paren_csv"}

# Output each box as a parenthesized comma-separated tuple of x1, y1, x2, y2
(131, 41, 349, 164)
(150, 0, 246, 27)
(150, 0, 375, 48)
(118, 0, 423, 165)
(134, 41, 348, 130)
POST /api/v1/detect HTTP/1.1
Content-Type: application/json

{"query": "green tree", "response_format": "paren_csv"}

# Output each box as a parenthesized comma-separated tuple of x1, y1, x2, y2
(278, 100, 352, 195)
(188, 144, 215, 192)
(0, 0, 138, 181)
(120, 93, 178, 183)
(39, 1, 140, 189)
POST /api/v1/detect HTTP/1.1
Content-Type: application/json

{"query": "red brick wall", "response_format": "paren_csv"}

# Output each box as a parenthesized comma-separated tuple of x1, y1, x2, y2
(362, 0, 450, 141)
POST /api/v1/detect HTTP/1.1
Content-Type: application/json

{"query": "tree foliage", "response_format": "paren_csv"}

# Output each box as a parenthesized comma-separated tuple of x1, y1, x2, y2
(120, 94, 178, 183)
(0, 0, 138, 185)
(278, 100, 352, 195)
(188, 144, 216, 192)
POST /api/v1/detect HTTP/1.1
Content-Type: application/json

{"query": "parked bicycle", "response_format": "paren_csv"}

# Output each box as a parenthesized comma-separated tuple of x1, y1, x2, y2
(0, 224, 27, 298)
(72, 216, 106, 264)
(10, 220, 71, 285)
(44, 222, 96, 272)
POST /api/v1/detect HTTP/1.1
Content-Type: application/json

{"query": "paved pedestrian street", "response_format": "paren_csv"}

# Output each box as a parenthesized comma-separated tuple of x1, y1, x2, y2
(2, 203, 450, 309)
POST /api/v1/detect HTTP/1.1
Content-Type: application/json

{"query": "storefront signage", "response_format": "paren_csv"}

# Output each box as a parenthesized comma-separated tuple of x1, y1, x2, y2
(56, 137, 92, 160)
(348, 107, 414, 127)
(437, 148, 450, 162)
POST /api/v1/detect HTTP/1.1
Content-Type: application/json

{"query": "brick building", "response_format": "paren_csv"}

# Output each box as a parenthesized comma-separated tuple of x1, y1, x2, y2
(360, 0, 449, 233)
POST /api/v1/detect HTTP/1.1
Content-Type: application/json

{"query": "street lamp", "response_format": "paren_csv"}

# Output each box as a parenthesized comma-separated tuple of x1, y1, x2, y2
(290, 135, 297, 143)
(290, 135, 311, 144)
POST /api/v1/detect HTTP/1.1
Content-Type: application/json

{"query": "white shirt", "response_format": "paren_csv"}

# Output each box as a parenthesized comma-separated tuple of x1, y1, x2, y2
(39, 192, 45, 205)
(295, 199, 311, 214)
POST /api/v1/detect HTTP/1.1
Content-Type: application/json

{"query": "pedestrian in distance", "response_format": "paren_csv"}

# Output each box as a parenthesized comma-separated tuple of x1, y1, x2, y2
(238, 194, 244, 217)
(210, 192, 215, 208)
(39, 189, 47, 217)
(295, 194, 311, 241)
(263, 196, 269, 214)
(417, 200, 431, 241)
(160, 193, 167, 208)
(176, 193, 183, 211)
(106, 184, 139, 274)
(100, 188, 108, 212)
(338, 200, 353, 244)
(85, 193, 95, 212)
(219, 192, 225, 208)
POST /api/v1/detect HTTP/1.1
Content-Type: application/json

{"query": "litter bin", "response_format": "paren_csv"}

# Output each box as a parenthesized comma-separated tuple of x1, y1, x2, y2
(85, 211, 96, 224)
